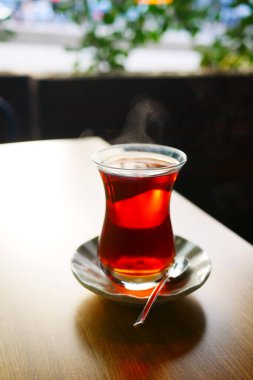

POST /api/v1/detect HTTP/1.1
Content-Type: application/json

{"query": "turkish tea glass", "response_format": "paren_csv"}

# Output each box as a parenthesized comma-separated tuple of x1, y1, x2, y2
(91, 143, 187, 286)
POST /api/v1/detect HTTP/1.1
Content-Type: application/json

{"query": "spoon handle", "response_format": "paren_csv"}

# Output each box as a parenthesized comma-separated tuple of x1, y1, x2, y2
(133, 271, 170, 327)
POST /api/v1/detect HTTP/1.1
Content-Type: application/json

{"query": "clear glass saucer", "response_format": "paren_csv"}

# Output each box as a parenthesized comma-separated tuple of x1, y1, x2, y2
(71, 235, 211, 305)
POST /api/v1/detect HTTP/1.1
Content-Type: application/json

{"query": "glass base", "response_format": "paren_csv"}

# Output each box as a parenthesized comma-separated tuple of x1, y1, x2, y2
(101, 263, 164, 290)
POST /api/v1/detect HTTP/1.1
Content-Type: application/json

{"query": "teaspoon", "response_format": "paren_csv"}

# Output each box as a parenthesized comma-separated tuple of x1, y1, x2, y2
(133, 257, 189, 327)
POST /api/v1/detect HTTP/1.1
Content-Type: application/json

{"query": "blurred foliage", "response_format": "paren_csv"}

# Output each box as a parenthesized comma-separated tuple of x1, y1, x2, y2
(0, 28, 14, 42)
(0, 7, 15, 42)
(56, 0, 206, 72)
(197, 0, 253, 70)
(57, 0, 253, 72)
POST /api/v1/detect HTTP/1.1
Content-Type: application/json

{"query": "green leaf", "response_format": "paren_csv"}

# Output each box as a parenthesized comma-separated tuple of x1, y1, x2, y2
(103, 13, 115, 24)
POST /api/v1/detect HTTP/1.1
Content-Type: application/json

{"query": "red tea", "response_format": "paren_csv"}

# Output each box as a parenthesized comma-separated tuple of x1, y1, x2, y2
(98, 155, 179, 283)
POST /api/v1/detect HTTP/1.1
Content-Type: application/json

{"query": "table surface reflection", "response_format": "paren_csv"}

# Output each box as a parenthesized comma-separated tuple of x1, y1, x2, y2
(0, 137, 252, 380)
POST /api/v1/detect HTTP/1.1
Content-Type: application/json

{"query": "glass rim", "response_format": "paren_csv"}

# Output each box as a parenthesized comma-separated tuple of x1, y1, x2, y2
(91, 143, 187, 176)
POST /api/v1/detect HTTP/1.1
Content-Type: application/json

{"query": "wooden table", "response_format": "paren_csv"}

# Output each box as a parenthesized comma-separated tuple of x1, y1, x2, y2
(0, 137, 252, 380)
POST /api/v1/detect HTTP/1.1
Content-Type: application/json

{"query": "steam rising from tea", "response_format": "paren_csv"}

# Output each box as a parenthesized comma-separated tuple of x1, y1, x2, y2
(113, 98, 168, 144)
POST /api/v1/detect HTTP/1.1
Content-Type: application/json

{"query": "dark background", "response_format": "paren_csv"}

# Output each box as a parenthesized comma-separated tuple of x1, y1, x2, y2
(1, 74, 252, 243)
